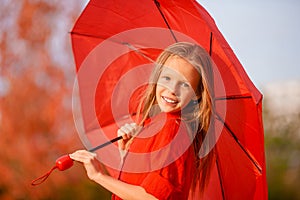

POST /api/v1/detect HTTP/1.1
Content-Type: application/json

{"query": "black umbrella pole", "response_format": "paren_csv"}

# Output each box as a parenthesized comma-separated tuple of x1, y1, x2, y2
(88, 136, 123, 152)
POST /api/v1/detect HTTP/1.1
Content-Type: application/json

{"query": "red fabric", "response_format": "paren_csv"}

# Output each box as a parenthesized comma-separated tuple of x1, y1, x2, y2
(111, 112, 196, 200)
(71, 0, 268, 199)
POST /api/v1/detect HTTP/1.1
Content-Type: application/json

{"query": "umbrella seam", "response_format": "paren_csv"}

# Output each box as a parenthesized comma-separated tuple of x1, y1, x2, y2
(216, 158, 226, 200)
(216, 113, 263, 174)
(153, 0, 178, 43)
(71, 31, 155, 64)
(215, 95, 252, 101)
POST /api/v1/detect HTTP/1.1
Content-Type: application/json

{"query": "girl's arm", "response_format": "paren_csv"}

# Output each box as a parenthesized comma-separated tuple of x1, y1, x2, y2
(69, 150, 158, 200)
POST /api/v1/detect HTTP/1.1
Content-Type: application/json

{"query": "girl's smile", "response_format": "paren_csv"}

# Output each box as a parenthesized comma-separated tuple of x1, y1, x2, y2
(156, 56, 200, 113)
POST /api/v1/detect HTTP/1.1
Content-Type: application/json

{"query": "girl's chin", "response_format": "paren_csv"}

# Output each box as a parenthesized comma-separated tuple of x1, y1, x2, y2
(158, 104, 181, 113)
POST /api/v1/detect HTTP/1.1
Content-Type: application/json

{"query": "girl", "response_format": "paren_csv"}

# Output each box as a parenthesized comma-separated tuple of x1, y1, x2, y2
(70, 42, 215, 200)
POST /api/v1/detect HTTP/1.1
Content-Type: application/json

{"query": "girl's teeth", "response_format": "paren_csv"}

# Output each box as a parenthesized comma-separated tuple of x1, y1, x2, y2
(162, 96, 176, 103)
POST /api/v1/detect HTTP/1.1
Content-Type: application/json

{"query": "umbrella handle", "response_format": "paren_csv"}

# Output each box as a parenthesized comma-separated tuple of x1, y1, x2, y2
(31, 136, 123, 186)
(31, 155, 73, 186)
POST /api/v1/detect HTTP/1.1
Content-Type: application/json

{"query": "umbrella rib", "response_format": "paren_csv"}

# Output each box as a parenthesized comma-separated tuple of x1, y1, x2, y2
(216, 113, 263, 173)
(216, 158, 226, 200)
(122, 42, 156, 63)
(209, 32, 213, 56)
(71, 31, 155, 63)
(215, 95, 252, 101)
(70, 31, 103, 39)
(154, 0, 178, 43)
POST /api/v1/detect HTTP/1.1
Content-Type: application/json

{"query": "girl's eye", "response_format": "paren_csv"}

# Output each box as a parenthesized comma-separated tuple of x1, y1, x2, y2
(181, 82, 190, 88)
(160, 76, 170, 81)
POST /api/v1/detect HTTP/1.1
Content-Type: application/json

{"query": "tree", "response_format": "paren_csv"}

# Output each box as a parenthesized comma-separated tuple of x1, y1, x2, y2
(263, 97, 300, 200)
(0, 0, 110, 199)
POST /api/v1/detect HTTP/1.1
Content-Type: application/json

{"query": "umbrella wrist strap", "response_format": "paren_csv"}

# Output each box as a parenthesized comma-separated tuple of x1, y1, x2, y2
(31, 165, 58, 186)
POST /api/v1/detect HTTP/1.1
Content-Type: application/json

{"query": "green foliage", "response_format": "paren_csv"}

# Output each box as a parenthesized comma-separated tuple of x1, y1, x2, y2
(263, 99, 300, 200)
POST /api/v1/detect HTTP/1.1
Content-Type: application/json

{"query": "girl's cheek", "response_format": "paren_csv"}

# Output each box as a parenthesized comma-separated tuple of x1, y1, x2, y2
(183, 92, 195, 105)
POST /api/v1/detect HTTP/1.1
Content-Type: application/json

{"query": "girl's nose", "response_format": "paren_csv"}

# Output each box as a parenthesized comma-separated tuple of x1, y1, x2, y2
(167, 81, 180, 95)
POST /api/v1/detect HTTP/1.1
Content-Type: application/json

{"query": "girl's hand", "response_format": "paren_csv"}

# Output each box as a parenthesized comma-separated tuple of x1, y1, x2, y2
(117, 123, 141, 150)
(69, 150, 103, 181)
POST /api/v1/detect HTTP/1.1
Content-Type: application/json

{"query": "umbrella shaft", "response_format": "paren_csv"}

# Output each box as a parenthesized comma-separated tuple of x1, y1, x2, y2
(89, 136, 123, 152)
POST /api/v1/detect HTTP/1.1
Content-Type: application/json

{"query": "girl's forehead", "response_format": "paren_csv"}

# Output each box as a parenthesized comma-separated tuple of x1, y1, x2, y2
(161, 56, 199, 78)
(159, 56, 200, 90)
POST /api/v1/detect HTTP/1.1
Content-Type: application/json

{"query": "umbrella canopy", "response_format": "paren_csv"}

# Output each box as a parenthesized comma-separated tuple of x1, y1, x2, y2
(70, 0, 267, 199)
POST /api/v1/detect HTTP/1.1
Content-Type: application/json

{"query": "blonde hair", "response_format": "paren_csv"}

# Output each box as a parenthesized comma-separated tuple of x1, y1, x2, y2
(137, 42, 215, 194)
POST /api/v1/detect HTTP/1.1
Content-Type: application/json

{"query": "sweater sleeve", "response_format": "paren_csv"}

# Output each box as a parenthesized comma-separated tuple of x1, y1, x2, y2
(141, 172, 175, 199)
(141, 147, 195, 200)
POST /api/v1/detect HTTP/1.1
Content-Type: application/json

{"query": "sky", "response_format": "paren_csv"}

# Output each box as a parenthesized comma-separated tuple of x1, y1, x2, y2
(199, 1, 300, 91)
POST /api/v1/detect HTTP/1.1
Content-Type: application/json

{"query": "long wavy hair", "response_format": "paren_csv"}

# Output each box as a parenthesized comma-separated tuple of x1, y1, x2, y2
(136, 42, 215, 195)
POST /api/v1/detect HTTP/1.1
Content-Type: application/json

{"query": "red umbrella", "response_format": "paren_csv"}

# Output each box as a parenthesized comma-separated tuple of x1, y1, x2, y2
(70, 0, 267, 199)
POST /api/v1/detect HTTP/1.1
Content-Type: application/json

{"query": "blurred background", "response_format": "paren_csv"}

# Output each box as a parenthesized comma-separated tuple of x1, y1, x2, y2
(0, 0, 299, 199)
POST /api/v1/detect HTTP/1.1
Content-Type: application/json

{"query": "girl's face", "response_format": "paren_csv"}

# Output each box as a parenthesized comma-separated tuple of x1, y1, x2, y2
(156, 56, 200, 113)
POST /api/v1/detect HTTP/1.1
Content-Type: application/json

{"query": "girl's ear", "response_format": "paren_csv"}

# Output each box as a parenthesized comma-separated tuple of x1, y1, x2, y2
(192, 92, 202, 101)
(191, 96, 202, 105)
(197, 96, 202, 102)
(193, 84, 203, 101)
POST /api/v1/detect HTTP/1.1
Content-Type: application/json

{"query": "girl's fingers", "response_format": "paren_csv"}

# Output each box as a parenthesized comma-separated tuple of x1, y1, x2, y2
(117, 129, 124, 137)
(69, 150, 103, 181)
(130, 123, 142, 135)
(119, 123, 141, 136)
(118, 123, 135, 139)
(117, 123, 142, 150)
(117, 129, 131, 140)
(69, 150, 97, 163)
(127, 123, 139, 132)
(120, 123, 133, 134)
